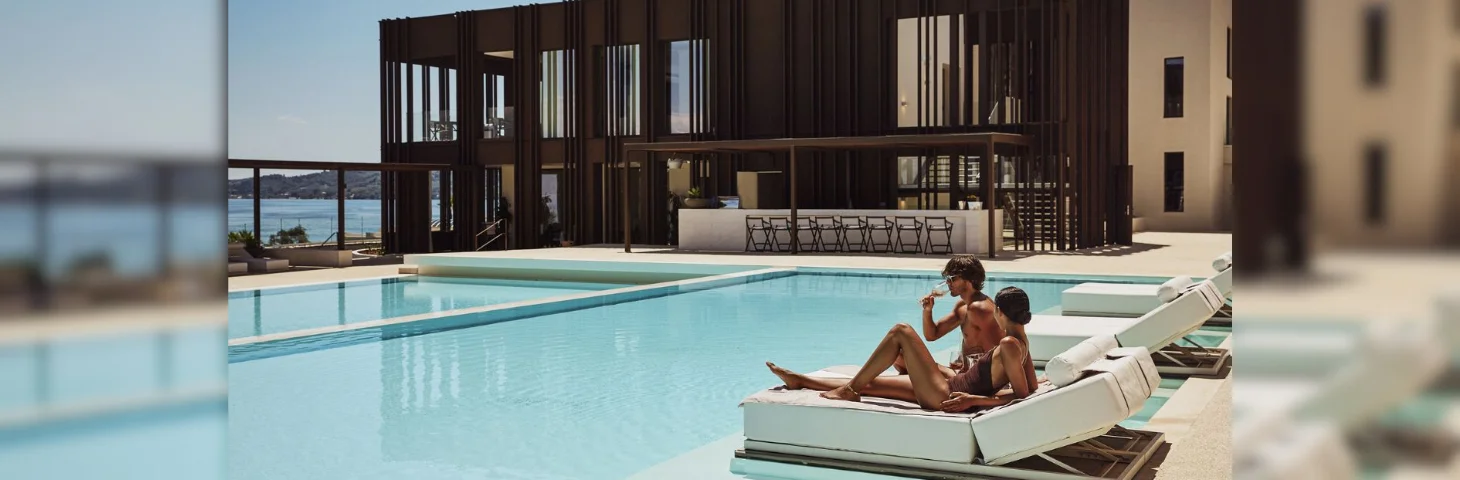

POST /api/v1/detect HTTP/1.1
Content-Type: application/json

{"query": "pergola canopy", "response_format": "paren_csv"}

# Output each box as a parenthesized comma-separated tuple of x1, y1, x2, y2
(622, 132, 1030, 154)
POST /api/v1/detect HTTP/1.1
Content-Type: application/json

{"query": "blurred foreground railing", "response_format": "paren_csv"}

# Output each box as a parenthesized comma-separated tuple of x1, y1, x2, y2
(0, 150, 223, 316)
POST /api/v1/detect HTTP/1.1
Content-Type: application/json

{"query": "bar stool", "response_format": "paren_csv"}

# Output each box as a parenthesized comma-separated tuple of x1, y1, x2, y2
(744, 215, 772, 252)
(811, 216, 843, 252)
(767, 216, 794, 251)
(866, 216, 895, 253)
(893, 216, 925, 254)
(924, 217, 954, 254)
(794, 216, 818, 252)
(838, 216, 871, 252)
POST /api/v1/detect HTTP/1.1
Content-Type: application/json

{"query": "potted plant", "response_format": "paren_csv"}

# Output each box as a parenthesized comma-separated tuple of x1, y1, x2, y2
(228, 229, 265, 257)
(682, 187, 713, 209)
(965, 194, 983, 210)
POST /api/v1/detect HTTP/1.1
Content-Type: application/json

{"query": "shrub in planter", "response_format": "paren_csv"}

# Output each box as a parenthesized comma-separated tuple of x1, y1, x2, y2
(682, 187, 713, 208)
(228, 229, 266, 257)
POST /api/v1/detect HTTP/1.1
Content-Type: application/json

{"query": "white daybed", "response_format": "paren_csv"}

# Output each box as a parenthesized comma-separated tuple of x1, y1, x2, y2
(1061, 252, 1232, 323)
(227, 244, 289, 274)
(1234, 317, 1453, 477)
(1029, 279, 1227, 376)
(737, 336, 1165, 479)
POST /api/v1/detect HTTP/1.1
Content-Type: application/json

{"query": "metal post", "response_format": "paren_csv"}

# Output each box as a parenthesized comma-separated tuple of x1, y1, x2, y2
(790, 147, 798, 254)
(253, 167, 262, 238)
(337, 169, 346, 251)
(158, 165, 172, 274)
(985, 141, 996, 258)
(623, 149, 631, 252)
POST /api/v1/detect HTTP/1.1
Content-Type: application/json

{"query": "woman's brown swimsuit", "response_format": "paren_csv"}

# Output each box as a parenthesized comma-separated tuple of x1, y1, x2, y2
(947, 350, 998, 396)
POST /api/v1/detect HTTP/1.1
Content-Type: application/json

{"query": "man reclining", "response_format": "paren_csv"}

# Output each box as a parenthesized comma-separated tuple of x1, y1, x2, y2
(893, 255, 1007, 380)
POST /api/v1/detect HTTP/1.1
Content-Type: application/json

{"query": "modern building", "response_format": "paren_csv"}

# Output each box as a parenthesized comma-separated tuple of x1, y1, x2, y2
(1128, 0, 1232, 233)
(1301, 0, 1457, 249)
(378, 0, 1133, 253)
(1235, 0, 1460, 275)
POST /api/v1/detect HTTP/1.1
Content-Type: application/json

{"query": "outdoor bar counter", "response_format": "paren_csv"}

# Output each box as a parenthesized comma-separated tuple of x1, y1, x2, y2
(678, 209, 1004, 255)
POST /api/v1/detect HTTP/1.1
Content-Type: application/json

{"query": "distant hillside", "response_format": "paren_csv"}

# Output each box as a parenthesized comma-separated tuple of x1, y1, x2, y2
(228, 171, 440, 200)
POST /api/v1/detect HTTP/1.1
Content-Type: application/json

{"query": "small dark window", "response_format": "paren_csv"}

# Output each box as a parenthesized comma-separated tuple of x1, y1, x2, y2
(1453, 63, 1460, 128)
(1226, 28, 1231, 79)
(1164, 58, 1184, 118)
(1366, 143, 1386, 224)
(1225, 96, 1232, 145)
(1365, 5, 1387, 87)
(1164, 152, 1184, 212)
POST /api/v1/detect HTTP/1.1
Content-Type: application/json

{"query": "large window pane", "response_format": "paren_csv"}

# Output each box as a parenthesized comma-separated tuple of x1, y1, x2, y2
(668, 40, 708, 134)
(603, 45, 641, 136)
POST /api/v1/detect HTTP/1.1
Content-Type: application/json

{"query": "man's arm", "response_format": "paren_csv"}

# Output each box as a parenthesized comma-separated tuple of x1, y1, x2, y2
(920, 296, 963, 342)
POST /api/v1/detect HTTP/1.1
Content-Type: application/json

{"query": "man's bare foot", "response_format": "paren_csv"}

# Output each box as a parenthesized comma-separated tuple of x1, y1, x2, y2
(820, 385, 862, 402)
(766, 362, 806, 390)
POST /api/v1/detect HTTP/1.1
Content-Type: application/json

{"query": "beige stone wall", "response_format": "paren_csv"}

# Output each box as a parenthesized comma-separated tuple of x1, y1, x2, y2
(1129, 0, 1228, 232)
(1210, 0, 1233, 232)
(1303, 0, 1451, 248)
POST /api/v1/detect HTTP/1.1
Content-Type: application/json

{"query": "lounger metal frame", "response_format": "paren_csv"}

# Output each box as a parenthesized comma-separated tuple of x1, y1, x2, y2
(1034, 338, 1230, 377)
(737, 426, 1165, 480)
(1149, 341, 1230, 376)
(1204, 304, 1233, 327)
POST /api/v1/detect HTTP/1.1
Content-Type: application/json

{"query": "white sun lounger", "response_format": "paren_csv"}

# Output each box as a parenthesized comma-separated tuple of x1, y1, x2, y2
(737, 337, 1165, 479)
(1234, 317, 1452, 476)
(1031, 279, 1227, 376)
(227, 248, 289, 274)
(1233, 408, 1357, 480)
(1236, 318, 1447, 431)
(1061, 252, 1232, 322)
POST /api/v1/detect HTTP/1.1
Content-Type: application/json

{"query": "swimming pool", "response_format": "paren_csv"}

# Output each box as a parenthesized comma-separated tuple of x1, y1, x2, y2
(228, 276, 630, 340)
(228, 270, 1215, 479)
(0, 324, 227, 480)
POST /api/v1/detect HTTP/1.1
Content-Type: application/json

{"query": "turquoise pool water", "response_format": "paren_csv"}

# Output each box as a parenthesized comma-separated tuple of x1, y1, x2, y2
(228, 271, 1210, 480)
(228, 276, 630, 339)
(0, 326, 227, 480)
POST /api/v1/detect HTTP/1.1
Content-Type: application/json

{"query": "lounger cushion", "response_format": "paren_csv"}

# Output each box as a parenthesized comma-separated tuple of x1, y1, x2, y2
(968, 350, 1160, 465)
(1061, 283, 1162, 316)
(1029, 285, 1219, 361)
(1024, 316, 1138, 362)
(1061, 276, 1194, 316)
(1213, 251, 1233, 272)
(741, 347, 1162, 467)
(1156, 276, 1196, 303)
(1044, 334, 1119, 387)
(1210, 267, 1233, 299)
(1107, 347, 1163, 398)
(1084, 353, 1161, 413)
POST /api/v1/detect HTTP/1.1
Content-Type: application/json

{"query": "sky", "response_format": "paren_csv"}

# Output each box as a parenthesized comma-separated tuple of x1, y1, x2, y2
(0, 0, 222, 157)
(227, 0, 526, 179)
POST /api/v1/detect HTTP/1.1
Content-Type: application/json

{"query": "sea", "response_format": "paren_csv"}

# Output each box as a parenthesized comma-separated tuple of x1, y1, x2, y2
(226, 198, 442, 238)
(0, 200, 434, 280)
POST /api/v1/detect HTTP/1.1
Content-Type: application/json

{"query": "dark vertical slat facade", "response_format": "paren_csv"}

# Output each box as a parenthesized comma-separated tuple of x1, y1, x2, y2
(1233, 0, 1304, 276)
(379, 0, 1129, 254)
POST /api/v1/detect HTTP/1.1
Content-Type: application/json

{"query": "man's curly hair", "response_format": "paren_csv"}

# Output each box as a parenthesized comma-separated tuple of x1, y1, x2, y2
(941, 255, 986, 293)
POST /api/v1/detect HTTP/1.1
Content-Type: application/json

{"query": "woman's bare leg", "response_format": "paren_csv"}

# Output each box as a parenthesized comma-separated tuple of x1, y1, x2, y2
(765, 363, 920, 403)
(819, 323, 951, 408)
(987, 336, 1033, 398)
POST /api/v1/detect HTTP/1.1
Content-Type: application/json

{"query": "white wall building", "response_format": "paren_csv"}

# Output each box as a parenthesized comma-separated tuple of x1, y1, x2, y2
(1129, 0, 1233, 233)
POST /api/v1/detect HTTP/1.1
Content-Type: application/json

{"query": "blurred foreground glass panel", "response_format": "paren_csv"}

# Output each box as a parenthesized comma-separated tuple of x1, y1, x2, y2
(0, 152, 225, 480)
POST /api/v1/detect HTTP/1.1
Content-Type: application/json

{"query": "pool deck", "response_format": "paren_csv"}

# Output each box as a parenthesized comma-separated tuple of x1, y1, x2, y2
(219, 231, 1233, 480)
